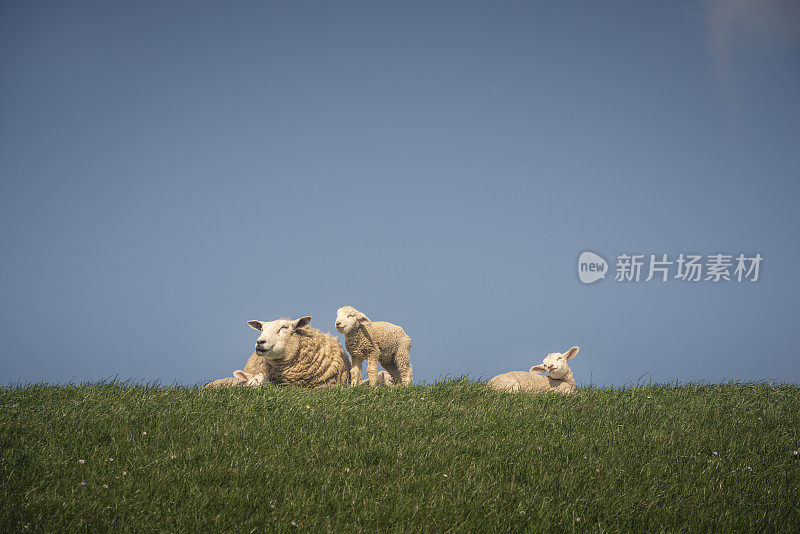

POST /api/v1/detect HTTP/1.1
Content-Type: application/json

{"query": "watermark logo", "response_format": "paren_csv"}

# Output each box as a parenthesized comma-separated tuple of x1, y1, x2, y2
(578, 252, 763, 284)
(578, 251, 608, 284)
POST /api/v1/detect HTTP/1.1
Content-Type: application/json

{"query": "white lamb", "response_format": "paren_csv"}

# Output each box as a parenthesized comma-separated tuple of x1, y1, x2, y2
(204, 370, 266, 388)
(335, 306, 412, 386)
(487, 346, 580, 394)
(234, 370, 266, 386)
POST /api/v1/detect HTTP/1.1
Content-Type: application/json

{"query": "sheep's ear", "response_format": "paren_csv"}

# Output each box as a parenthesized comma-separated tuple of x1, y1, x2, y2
(530, 364, 547, 373)
(247, 320, 263, 332)
(357, 312, 371, 325)
(233, 370, 251, 382)
(294, 316, 312, 329)
(564, 346, 579, 360)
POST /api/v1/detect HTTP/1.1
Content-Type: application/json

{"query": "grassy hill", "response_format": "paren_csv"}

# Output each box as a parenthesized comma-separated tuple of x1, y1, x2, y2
(2, 380, 798, 532)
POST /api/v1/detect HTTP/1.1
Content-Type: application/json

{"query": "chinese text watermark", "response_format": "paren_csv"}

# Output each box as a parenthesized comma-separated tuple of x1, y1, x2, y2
(578, 251, 762, 284)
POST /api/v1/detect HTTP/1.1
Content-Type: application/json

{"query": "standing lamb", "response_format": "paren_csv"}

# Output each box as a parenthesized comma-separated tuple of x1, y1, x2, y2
(245, 316, 351, 388)
(204, 370, 266, 388)
(486, 346, 579, 394)
(335, 306, 412, 386)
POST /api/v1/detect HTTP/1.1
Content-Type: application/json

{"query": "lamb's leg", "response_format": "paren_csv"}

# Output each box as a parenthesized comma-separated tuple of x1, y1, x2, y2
(367, 358, 380, 386)
(381, 361, 401, 386)
(395, 338, 413, 385)
(350, 358, 363, 387)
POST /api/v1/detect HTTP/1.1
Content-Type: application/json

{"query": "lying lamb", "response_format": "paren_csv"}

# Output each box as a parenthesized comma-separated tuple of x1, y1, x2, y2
(486, 346, 580, 394)
(245, 315, 351, 388)
(204, 370, 266, 388)
(335, 306, 412, 386)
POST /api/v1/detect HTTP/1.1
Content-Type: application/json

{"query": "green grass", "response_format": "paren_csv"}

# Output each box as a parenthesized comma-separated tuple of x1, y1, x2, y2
(1, 380, 798, 533)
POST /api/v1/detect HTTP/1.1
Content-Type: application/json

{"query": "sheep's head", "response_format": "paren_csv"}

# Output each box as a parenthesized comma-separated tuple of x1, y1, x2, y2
(530, 346, 579, 380)
(335, 306, 371, 334)
(247, 316, 312, 359)
(233, 370, 266, 386)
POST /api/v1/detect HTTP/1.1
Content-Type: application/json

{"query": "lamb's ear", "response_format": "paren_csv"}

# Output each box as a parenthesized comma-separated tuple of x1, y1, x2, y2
(247, 320, 263, 332)
(564, 346, 579, 360)
(233, 370, 251, 382)
(357, 312, 371, 325)
(530, 364, 547, 373)
(294, 316, 312, 328)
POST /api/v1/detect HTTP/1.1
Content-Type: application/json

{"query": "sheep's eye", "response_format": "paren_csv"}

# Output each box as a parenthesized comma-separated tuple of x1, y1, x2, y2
(349, 314, 355, 318)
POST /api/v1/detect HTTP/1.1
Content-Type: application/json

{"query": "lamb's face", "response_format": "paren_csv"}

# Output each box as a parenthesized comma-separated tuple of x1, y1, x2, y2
(247, 316, 311, 359)
(245, 373, 266, 386)
(539, 346, 579, 380)
(233, 370, 266, 386)
(335, 306, 365, 334)
(541, 353, 570, 379)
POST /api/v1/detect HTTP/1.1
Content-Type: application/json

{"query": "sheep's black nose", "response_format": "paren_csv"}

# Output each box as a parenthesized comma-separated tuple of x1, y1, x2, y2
(256, 339, 266, 345)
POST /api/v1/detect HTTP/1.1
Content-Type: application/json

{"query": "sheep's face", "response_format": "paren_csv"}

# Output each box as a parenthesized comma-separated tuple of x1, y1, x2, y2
(247, 316, 312, 359)
(532, 346, 579, 380)
(335, 306, 370, 334)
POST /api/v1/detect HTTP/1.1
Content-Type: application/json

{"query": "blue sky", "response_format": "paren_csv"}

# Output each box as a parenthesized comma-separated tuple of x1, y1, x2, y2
(1, 1, 798, 386)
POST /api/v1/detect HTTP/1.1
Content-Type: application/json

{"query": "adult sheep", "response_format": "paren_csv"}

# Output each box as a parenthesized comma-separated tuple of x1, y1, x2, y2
(244, 316, 351, 388)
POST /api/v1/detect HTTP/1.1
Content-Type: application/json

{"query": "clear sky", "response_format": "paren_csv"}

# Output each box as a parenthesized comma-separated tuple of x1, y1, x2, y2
(1, 1, 798, 387)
